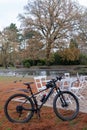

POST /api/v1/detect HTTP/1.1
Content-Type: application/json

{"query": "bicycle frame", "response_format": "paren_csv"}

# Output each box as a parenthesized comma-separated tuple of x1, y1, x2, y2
(28, 83, 59, 111)
(4, 76, 79, 123)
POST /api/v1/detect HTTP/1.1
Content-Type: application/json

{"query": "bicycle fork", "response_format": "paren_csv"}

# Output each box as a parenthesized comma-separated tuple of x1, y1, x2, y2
(58, 90, 68, 107)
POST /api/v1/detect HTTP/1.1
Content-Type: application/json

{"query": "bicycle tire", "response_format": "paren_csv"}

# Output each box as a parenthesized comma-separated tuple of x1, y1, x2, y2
(53, 91, 79, 121)
(4, 93, 34, 123)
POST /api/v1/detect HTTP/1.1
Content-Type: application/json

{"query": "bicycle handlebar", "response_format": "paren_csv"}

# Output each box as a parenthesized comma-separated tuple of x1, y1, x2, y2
(46, 76, 63, 88)
(52, 76, 62, 82)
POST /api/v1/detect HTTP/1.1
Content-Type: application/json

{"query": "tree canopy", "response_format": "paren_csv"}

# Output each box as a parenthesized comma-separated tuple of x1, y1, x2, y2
(19, 0, 83, 60)
(0, 0, 87, 67)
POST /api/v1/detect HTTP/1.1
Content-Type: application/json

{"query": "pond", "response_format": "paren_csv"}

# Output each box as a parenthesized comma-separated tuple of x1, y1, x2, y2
(0, 68, 68, 77)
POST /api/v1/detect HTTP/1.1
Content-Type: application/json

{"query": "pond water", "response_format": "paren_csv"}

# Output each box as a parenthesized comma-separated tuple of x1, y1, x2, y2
(0, 69, 67, 77)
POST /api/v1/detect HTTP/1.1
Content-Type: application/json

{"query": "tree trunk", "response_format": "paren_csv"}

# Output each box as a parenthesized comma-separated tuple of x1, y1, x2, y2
(46, 40, 52, 65)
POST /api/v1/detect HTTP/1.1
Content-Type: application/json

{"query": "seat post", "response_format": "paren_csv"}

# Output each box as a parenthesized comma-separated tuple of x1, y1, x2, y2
(24, 83, 33, 96)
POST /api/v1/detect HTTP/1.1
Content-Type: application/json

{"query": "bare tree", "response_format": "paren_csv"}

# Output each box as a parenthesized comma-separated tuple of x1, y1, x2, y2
(0, 30, 11, 68)
(0, 24, 20, 68)
(19, 0, 82, 61)
(77, 9, 87, 47)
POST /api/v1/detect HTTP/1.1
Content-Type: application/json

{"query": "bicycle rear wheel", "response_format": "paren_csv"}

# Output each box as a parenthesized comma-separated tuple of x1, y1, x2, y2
(53, 91, 79, 121)
(4, 93, 34, 123)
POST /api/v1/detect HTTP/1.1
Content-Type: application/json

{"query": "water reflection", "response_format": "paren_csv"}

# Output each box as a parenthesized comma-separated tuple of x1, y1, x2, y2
(0, 69, 66, 77)
(27, 70, 64, 76)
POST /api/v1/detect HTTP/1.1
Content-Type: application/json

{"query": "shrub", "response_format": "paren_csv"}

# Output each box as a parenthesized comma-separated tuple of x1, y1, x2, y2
(22, 60, 31, 68)
(53, 52, 62, 65)
(79, 53, 87, 65)
(36, 59, 46, 66)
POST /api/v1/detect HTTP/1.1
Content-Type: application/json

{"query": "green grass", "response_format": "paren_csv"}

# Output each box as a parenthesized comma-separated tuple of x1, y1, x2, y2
(0, 122, 2, 126)
(0, 117, 7, 127)
(69, 119, 80, 127)
(0, 76, 17, 81)
(6, 128, 12, 130)
(55, 117, 62, 124)
(0, 106, 3, 110)
(0, 76, 33, 83)
(69, 120, 77, 126)
(82, 126, 87, 130)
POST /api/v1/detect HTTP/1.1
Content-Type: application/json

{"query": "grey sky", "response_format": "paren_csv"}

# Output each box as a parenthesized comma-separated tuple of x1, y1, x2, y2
(0, 0, 28, 30)
(0, 0, 87, 30)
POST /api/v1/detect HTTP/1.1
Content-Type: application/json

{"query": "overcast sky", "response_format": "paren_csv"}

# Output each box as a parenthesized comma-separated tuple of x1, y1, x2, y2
(79, 0, 87, 7)
(0, 0, 28, 30)
(0, 0, 87, 31)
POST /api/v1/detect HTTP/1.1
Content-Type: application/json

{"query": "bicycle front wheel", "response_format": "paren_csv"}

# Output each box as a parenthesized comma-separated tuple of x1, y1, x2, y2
(53, 91, 79, 121)
(4, 93, 34, 123)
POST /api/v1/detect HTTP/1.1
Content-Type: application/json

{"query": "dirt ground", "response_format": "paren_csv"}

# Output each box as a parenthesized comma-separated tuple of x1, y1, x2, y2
(0, 76, 87, 130)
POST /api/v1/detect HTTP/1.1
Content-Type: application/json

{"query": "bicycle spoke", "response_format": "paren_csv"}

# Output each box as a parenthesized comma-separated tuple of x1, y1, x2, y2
(53, 91, 79, 121)
(4, 94, 34, 123)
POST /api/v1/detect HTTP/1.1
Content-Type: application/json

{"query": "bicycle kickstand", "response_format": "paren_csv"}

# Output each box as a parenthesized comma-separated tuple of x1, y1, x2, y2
(36, 109, 41, 120)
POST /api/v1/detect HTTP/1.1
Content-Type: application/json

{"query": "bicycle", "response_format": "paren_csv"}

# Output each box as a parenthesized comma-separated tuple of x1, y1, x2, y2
(4, 76, 79, 123)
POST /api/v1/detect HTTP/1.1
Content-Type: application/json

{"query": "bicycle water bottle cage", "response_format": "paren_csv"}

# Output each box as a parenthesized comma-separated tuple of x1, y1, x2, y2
(40, 94, 46, 102)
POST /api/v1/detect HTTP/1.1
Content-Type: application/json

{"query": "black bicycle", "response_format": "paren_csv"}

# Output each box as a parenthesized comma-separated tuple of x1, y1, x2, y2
(4, 76, 79, 123)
